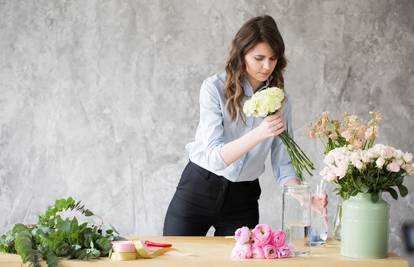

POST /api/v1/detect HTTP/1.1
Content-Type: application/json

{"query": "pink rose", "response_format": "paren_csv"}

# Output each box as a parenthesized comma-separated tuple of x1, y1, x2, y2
(251, 245, 265, 259)
(277, 245, 293, 258)
(271, 230, 286, 248)
(262, 244, 278, 259)
(231, 244, 252, 259)
(234, 226, 251, 245)
(251, 224, 272, 246)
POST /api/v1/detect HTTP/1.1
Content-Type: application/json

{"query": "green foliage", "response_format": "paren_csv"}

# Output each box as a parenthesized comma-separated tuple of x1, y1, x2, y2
(0, 197, 124, 266)
(0, 230, 16, 254)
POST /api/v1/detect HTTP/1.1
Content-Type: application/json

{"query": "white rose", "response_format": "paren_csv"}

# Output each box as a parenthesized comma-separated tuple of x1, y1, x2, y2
(355, 161, 364, 170)
(387, 161, 400, 172)
(381, 146, 394, 159)
(321, 167, 337, 182)
(403, 153, 413, 163)
(326, 170, 337, 182)
(324, 154, 335, 165)
(394, 149, 404, 159)
(334, 164, 348, 179)
(350, 151, 361, 163)
(361, 151, 372, 163)
(370, 145, 382, 158)
(402, 164, 414, 175)
(327, 171, 337, 182)
(376, 157, 385, 169)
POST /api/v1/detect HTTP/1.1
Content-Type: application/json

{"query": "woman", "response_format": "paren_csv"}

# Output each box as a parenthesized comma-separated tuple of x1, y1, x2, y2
(163, 15, 326, 236)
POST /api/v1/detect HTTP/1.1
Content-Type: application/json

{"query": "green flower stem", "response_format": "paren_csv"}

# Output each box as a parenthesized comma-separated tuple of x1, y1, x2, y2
(284, 143, 302, 173)
(280, 133, 314, 168)
(278, 132, 315, 181)
(280, 133, 313, 165)
(288, 137, 314, 165)
(284, 143, 313, 175)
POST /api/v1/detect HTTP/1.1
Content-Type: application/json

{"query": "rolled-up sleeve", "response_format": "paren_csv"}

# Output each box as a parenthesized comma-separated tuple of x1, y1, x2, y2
(195, 80, 228, 171)
(271, 98, 299, 185)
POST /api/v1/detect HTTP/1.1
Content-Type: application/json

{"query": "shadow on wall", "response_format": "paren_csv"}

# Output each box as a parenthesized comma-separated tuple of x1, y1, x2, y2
(403, 221, 414, 255)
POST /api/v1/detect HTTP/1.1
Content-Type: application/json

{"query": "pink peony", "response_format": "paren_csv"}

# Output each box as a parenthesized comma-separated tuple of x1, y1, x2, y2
(251, 224, 272, 246)
(262, 244, 278, 259)
(231, 243, 252, 259)
(234, 226, 251, 245)
(251, 245, 265, 259)
(277, 245, 293, 258)
(271, 230, 286, 248)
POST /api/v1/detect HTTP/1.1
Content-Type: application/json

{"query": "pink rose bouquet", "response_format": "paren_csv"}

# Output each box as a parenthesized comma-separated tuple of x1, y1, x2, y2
(231, 224, 292, 260)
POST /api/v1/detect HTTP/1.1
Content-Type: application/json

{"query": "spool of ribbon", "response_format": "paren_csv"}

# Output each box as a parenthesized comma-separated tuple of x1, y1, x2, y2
(112, 240, 136, 253)
(110, 239, 174, 261)
(134, 240, 174, 258)
(110, 252, 137, 261)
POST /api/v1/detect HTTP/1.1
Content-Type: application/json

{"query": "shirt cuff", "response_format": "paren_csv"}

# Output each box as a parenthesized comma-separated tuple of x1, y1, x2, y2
(209, 143, 228, 171)
(278, 175, 300, 187)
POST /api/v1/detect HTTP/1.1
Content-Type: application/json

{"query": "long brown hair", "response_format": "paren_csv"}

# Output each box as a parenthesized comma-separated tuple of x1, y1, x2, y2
(225, 15, 287, 122)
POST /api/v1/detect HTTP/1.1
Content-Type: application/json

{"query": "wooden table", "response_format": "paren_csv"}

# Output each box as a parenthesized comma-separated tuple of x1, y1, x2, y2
(0, 236, 409, 267)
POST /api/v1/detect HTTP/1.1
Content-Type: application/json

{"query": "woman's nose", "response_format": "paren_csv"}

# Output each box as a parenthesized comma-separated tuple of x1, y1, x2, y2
(263, 60, 270, 70)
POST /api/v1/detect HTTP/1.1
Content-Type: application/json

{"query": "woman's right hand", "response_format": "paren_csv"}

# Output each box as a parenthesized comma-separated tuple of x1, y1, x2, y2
(254, 111, 286, 141)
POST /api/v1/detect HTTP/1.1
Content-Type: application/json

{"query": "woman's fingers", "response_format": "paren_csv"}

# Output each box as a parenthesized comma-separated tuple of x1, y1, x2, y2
(311, 195, 328, 217)
(265, 111, 281, 122)
(259, 112, 286, 138)
(270, 119, 285, 135)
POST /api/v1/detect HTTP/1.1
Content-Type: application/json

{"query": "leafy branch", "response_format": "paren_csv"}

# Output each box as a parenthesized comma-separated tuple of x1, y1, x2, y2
(0, 197, 124, 267)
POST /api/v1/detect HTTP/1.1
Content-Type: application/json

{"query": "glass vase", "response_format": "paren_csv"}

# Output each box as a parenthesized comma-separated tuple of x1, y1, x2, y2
(332, 196, 342, 241)
(282, 183, 311, 256)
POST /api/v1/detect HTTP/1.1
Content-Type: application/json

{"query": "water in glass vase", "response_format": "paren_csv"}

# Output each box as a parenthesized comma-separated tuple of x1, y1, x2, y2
(286, 222, 311, 256)
(310, 213, 328, 246)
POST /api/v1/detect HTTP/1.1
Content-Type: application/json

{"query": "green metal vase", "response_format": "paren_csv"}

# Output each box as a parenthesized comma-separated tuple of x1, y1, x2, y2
(341, 193, 389, 259)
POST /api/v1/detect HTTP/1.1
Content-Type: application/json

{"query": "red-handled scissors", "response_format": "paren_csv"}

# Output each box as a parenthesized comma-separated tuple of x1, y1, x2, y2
(144, 240, 172, 248)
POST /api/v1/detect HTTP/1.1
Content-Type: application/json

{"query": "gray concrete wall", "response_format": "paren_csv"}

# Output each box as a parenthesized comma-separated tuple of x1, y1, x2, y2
(1, 0, 413, 264)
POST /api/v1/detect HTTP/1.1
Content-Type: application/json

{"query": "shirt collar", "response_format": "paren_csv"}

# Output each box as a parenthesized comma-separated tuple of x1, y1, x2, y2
(243, 75, 273, 97)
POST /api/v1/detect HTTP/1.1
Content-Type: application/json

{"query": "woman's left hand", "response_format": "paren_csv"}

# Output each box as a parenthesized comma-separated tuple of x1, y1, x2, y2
(311, 194, 328, 218)
(284, 179, 328, 217)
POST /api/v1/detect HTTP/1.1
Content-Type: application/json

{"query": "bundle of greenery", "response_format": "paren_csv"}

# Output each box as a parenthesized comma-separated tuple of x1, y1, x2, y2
(0, 197, 124, 267)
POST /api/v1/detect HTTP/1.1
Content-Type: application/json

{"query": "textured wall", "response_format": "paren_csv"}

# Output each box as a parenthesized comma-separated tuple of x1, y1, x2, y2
(1, 0, 413, 263)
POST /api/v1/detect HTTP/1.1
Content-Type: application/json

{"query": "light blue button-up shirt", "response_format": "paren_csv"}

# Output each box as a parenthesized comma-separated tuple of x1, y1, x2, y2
(186, 72, 298, 185)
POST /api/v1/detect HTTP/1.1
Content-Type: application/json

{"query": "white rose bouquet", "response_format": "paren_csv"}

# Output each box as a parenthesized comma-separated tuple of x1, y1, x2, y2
(243, 87, 314, 181)
(308, 111, 413, 202)
(320, 144, 413, 202)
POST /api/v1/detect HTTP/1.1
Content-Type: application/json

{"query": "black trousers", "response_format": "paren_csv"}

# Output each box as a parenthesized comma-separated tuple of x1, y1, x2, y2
(163, 161, 261, 236)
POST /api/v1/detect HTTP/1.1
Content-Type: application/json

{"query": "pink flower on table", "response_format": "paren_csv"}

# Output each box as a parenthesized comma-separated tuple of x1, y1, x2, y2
(262, 244, 278, 259)
(251, 246, 265, 259)
(234, 226, 251, 245)
(250, 236, 259, 247)
(251, 224, 272, 246)
(271, 230, 286, 248)
(231, 243, 252, 259)
(277, 245, 293, 258)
